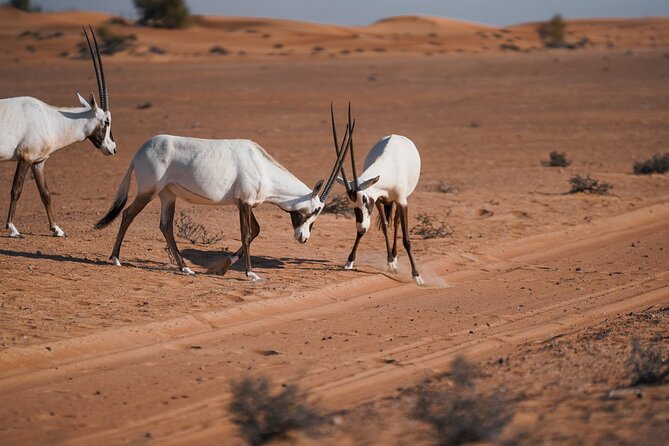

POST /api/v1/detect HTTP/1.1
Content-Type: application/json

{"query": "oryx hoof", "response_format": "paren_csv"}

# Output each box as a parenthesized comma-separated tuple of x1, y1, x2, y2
(7, 223, 21, 238)
(344, 261, 354, 270)
(387, 258, 398, 273)
(246, 271, 262, 282)
(52, 226, 66, 237)
(413, 275, 425, 286)
(181, 267, 195, 276)
(111, 256, 122, 267)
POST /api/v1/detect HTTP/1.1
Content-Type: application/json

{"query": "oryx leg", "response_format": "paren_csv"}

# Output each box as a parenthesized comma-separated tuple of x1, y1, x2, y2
(210, 209, 259, 277)
(239, 203, 261, 282)
(376, 201, 398, 273)
(31, 161, 64, 237)
(391, 207, 400, 262)
(109, 192, 153, 266)
(6, 159, 31, 238)
(159, 191, 193, 275)
(344, 230, 365, 270)
(398, 204, 424, 286)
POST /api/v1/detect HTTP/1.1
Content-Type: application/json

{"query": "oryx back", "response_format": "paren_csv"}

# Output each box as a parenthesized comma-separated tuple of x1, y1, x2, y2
(364, 134, 421, 201)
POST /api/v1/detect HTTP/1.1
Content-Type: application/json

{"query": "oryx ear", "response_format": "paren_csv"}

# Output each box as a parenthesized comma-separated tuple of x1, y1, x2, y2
(312, 179, 324, 198)
(88, 92, 98, 110)
(359, 175, 380, 191)
(335, 176, 346, 185)
(77, 92, 91, 109)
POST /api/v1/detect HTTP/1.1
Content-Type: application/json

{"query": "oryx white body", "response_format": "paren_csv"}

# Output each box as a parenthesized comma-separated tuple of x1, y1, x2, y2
(354, 134, 420, 214)
(337, 132, 424, 285)
(1, 27, 115, 238)
(96, 133, 347, 281)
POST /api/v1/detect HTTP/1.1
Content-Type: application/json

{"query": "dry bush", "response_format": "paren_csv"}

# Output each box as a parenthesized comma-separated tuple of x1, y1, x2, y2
(78, 25, 136, 56)
(322, 195, 351, 217)
(568, 174, 611, 195)
(435, 181, 458, 194)
(229, 376, 325, 446)
(628, 339, 669, 386)
(543, 150, 571, 167)
(412, 356, 512, 446)
(633, 153, 669, 175)
(175, 211, 223, 245)
(410, 212, 454, 239)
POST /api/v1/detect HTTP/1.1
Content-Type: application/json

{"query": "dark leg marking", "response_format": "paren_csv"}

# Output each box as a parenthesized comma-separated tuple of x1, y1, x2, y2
(110, 192, 154, 261)
(159, 191, 189, 272)
(31, 161, 61, 234)
(376, 201, 394, 265)
(398, 205, 421, 279)
(6, 159, 31, 236)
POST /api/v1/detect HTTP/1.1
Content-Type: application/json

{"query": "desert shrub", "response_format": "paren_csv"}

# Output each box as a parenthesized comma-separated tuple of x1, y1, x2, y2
(209, 45, 229, 55)
(229, 376, 325, 446)
(435, 181, 457, 194)
(543, 150, 571, 167)
(9, 0, 40, 12)
(537, 14, 566, 48)
(175, 211, 223, 245)
(94, 25, 137, 55)
(411, 212, 454, 239)
(322, 195, 351, 217)
(568, 174, 611, 195)
(628, 339, 669, 386)
(633, 153, 669, 175)
(412, 356, 512, 446)
(134, 0, 190, 29)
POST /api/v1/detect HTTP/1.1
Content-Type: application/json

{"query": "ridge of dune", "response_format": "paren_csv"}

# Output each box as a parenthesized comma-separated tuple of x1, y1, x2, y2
(369, 14, 494, 34)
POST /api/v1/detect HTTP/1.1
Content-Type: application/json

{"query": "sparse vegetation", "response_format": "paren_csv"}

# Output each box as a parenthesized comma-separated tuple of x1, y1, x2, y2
(538, 14, 566, 48)
(411, 212, 454, 239)
(628, 339, 669, 386)
(633, 153, 669, 175)
(209, 45, 229, 55)
(568, 174, 611, 195)
(322, 195, 352, 217)
(8, 0, 41, 12)
(412, 356, 512, 446)
(229, 376, 325, 446)
(543, 150, 571, 167)
(435, 181, 457, 194)
(175, 211, 223, 245)
(93, 25, 137, 55)
(134, 0, 190, 29)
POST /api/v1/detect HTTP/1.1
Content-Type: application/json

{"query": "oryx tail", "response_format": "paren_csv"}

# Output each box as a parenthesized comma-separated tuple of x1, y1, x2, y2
(95, 162, 134, 229)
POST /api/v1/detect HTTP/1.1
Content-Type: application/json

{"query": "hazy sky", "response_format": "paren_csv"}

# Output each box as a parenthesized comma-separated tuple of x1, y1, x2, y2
(38, 0, 669, 26)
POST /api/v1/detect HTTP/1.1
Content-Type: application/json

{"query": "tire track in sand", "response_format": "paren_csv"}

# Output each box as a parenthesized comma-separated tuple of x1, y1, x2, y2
(20, 202, 669, 446)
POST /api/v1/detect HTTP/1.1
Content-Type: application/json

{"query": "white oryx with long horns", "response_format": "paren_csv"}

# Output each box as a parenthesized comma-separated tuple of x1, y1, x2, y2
(94, 120, 353, 281)
(331, 104, 424, 285)
(0, 26, 115, 238)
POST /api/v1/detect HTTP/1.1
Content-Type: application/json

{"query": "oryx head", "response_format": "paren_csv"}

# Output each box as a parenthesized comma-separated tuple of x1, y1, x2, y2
(81, 25, 115, 156)
(332, 103, 380, 234)
(289, 114, 353, 244)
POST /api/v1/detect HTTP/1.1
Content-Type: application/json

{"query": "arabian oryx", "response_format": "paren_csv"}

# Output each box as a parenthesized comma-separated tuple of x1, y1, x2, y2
(331, 104, 424, 285)
(0, 27, 115, 238)
(94, 119, 353, 282)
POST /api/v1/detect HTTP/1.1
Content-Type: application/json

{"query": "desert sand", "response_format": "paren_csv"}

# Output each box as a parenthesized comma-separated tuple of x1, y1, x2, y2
(0, 6, 668, 445)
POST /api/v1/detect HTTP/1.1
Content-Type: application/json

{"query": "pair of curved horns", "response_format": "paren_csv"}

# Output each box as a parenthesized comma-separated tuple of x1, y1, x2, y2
(82, 25, 109, 111)
(330, 102, 359, 197)
(321, 103, 355, 203)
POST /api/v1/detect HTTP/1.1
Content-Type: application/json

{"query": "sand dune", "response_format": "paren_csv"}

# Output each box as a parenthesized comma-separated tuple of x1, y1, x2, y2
(0, 6, 667, 62)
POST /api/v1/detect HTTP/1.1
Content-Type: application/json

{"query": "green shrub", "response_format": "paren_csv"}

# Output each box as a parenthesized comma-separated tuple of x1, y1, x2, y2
(134, 0, 190, 29)
(538, 14, 566, 47)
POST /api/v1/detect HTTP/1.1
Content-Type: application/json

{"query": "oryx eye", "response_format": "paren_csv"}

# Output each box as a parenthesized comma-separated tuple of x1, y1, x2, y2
(362, 196, 367, 205)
